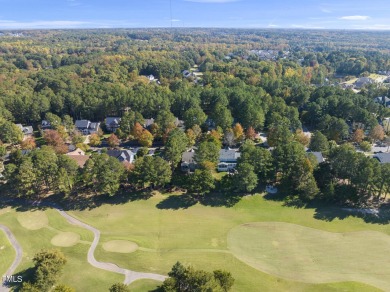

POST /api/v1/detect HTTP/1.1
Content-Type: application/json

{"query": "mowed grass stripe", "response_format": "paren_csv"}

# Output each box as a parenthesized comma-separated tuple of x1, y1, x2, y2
(228, 222, 390, 291)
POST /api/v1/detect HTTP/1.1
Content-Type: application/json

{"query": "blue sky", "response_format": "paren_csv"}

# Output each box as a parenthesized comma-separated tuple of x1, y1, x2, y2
(0, 0, 389, 30)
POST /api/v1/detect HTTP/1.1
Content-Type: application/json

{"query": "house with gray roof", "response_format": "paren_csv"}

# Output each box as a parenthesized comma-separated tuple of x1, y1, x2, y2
(75, 120, 100, 135)
(218, 149, 241, 172)
(373, 153, 390, 164)
(16, 124, 33, 140)
(306, 151, 324, 164)
(105, 117, 121, 132)
(181, 149, 197, 172)
(107, 150, 136, 164)
(354, 77, 375, 89)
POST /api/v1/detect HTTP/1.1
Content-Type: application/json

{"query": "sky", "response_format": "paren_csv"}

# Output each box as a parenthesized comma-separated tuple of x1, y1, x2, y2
(0, 0, 389, 30)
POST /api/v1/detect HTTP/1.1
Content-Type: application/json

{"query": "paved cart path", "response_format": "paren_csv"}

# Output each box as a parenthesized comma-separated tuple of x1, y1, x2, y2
(0, 224, 23, 292)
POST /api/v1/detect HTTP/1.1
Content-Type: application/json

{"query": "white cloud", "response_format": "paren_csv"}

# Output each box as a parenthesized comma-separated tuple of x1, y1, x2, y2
(268, 24, 279, 28)
(171, 19, 181, 22)
(340, 15, 370, 20)
(184, 0, 239, 3)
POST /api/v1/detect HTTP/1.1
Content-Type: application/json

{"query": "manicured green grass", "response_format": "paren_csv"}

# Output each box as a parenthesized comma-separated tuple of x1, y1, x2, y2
(128, 279, 161, 292)
(228, 222, 390, 291)
(68, 193, 388, 291)
(0, 227, 15, 277)
(0, 209, 123, 291)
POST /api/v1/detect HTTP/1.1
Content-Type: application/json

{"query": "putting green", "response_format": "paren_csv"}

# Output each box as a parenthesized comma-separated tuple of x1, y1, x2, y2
(51, 232, 80, 247)
(102, 240, 138, 253)
(17, 211, 48, 230)
(227, 222, 390, 291)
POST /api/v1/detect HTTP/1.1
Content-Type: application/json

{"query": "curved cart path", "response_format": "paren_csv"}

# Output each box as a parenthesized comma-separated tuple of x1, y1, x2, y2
(56, 209, 167, 284)
(0, 224, 23, 292)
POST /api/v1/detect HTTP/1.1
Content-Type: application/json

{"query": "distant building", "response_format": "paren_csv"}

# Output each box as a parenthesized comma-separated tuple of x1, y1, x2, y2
(41, 120, 52, 129)
(105, 117, 121, 132)
(354, 77, 375, 89)
(16, 124, 33, 140)
(75, 120, 100, 135)
(182, 70, 192, 78)
(374, 96, 390, 108)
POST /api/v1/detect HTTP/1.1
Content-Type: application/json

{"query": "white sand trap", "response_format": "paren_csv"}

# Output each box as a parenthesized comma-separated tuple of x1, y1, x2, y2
(51, 232, 80, 247)
(103, 240, 139, 253)
(17, 211, 48, 230)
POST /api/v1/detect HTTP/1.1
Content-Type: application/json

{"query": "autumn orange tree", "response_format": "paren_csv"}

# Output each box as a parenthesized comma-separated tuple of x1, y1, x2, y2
(107, 133, 120, 148)
(351, 129, 365, 143)
(44, 130, 67, 154)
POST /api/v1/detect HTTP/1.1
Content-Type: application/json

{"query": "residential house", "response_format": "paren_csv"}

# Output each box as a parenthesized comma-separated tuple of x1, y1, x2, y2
(182, 70, 192, 78)
(143, 118, 155, 129)
(16, 124, 33, 140)
(217, 149, 241, 172)
(41, 120, 52, 129)
(66, 149, 89, 168)
(67, 148, 85, 156)
(306, 151, 324, 164)
(373, 153, 390, 164)
(174, 118, 185, 130)
(374, 96, 390, 108)
(354, 77, 375, 89)
(181, 149, 197, 172)
(107, 150, 136, 164)
(75, 120, 100, 135)
(105, 117, 121, 132)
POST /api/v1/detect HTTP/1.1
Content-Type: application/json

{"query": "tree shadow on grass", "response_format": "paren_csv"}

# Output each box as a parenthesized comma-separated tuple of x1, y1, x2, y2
(199, 192, 242, 208)
(4, 267, 34, 291)
(0, 185, 154, 212)
(313, 205, 390, 225)
(156, 192, 242, 210)
(156, 193, 198, 210)
(263, 190, 390, 225)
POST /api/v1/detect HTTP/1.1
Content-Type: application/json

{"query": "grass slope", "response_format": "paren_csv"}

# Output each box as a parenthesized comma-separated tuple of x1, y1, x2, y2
(68, 193, 388, 291)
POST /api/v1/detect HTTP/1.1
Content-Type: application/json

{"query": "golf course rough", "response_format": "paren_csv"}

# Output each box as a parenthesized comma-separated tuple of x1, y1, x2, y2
(227, 222, 390, 291)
